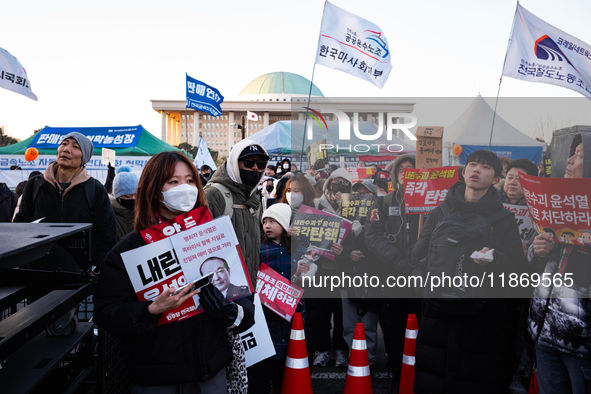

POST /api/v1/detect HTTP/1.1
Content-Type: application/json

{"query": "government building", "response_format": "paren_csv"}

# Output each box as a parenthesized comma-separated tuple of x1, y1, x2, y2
(151, 71, 413, 158)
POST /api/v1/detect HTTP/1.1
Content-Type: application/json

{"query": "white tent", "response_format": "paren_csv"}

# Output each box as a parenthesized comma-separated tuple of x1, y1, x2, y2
(443, 95, 546, 165)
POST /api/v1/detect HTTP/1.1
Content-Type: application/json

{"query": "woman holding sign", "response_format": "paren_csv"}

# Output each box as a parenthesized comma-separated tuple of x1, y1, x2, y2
(94, 151, 255, 393)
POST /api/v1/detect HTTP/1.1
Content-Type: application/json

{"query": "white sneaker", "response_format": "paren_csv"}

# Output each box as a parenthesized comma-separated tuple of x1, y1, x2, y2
(313, 351, 329, 367)
(509, 378, 527, 394)
(335, 349, 348, 367)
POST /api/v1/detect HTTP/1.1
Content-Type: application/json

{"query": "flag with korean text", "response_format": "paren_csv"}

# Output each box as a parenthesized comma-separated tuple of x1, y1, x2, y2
(193, 137, 218, 171)
(186, 74, 224, 116)
(404, 167, 459, 214)
(256, 263, 304, 322)
(520, 173, 591, 246)
(315, 1, 392, 88)
(0, 47, 37, 101)
(502, 4, 591, 98)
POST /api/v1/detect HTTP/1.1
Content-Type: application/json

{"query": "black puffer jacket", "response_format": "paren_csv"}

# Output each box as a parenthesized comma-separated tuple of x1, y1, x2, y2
(410, 182, 526, 394)
(109, 195, 135, 241)
(0, 183, 17, 222)
(13, 162, 116, 270)
(94, 232, 255, 385)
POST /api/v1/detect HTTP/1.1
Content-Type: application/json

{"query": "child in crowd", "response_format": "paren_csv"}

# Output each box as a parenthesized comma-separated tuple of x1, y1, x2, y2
(249, 203, 314, 394)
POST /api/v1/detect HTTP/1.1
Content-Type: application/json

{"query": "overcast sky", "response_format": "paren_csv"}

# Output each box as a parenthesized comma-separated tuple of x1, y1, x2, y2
(1, 0, 591, 142)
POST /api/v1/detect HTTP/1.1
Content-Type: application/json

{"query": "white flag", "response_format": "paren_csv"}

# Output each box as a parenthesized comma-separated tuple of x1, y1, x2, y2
(315, 1, 392, 89)
(0, 47, 37, 101)
(193, 137, 217, 171)
(247, 111, 258, 121)
(502, 4, 591, 98)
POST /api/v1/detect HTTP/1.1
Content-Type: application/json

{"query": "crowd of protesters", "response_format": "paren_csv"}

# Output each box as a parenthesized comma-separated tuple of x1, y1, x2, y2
(2, 131, 589, 394)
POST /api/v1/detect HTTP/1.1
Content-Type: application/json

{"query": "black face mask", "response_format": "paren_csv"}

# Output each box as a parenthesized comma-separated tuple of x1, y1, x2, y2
(239, 169, 263, 187)
(202, 173, 211, 180)
(118, 198, 135, 210)
(265, 185, 274, 193)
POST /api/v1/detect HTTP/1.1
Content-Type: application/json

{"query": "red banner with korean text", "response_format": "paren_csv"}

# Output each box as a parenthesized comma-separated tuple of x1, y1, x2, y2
(520, 173, 591, 246)
(256, 263, 304, 322)
(141, 206, 213, 244)
(345, 167, 375, 183)
(403, 166, 459, 214)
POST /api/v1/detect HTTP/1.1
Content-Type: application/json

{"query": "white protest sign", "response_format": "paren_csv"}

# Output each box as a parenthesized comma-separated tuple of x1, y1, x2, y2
(102, 148, 115, 165)
(242, 293, 275, 367)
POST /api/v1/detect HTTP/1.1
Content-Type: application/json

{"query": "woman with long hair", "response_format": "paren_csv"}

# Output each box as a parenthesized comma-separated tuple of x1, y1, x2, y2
(94, 151, 254, 393)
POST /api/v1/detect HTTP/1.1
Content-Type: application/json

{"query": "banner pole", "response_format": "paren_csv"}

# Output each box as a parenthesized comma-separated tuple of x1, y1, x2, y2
(489, 1, 519, 150)
(299, 63, 317, 171)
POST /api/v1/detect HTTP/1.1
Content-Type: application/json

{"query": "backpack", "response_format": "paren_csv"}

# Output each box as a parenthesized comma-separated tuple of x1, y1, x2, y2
(204, 182, 261, 219)
(423, 201, 510, 315)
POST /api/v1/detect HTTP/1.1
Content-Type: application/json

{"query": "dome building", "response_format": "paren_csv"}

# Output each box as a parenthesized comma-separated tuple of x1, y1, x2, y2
(151, 71, 414, 158)
(151, 71, 326, 157)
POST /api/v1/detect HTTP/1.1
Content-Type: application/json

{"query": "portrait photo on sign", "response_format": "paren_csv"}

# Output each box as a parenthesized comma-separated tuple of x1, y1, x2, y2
(168, 215, 253, 304)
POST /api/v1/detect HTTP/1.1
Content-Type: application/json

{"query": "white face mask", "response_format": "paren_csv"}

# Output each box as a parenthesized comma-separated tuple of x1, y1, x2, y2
(377, 192, 386, 197)
(287, 192, 304, 208)
(283, 163, 289, 169)
(161, 184, 198, 215)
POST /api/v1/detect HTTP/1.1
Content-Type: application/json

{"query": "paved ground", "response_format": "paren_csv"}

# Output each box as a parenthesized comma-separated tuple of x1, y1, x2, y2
(309, 324, 398, 394)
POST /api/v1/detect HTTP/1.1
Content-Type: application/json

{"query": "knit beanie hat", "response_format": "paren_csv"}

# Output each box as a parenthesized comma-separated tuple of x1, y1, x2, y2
(63, 132, 94, 166)
(262, 203, 291, 232)
(113, 166, 139, 198)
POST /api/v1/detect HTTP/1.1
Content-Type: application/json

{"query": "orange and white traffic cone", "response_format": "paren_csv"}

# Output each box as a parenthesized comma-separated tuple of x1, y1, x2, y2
(281, 312, 313, 394)
(343, 322, 373, 394)
(399, 313, 418, 394)
(528, 369, 538, 394)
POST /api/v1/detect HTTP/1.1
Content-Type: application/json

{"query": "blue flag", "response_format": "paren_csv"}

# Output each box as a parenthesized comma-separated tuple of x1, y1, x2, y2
(186, 74, 224, 117)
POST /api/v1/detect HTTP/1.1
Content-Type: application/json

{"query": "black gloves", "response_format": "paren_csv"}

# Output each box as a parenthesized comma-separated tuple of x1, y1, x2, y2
(199, 284, 238, 327)
(104, 163, 116, 194)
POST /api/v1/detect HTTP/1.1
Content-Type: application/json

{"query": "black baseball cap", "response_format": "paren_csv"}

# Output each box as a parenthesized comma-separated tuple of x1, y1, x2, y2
(238, 144, 269, 160)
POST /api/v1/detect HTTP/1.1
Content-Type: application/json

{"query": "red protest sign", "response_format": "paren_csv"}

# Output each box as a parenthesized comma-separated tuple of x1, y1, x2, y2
(141, 206, 212, 244)
(404, 166, 459, 214)
(520, 173, 591, 246)
(256, 263, 304, 322)
(345, 167, 375, 183)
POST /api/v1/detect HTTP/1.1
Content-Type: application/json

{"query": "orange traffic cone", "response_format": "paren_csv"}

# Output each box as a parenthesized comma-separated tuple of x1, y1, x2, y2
(528, 369, 538, 394)
(343, 322, 373, 394)
(281, 312, 313, 394)
(399, 313, 418, 394)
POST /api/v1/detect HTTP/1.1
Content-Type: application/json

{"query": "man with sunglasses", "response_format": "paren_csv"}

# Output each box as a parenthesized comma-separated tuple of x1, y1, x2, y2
(205, 139, 269, 288)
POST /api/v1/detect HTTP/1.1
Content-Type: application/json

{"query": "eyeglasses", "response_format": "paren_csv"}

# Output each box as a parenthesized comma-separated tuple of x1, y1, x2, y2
(242, 158, 268, 170)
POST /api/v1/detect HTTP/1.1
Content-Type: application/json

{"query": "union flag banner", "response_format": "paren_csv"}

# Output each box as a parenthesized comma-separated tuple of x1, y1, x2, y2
(502, 4, 591, 98)
(520, 173, 591, 246)
(315, 1, 392, 88)
(0, 47, 37, 101)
